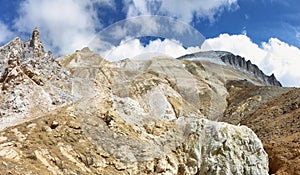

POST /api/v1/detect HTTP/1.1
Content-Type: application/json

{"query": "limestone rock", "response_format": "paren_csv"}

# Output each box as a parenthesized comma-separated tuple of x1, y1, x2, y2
(0, 96, 269, 175)
(0, 29, 272, 174)
(0, 28, 72, 130)
(29, 27, 45, 58)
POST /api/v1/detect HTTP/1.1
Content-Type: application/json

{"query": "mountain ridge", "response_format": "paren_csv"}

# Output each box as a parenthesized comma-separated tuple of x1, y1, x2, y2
(178, 51, 282, 87)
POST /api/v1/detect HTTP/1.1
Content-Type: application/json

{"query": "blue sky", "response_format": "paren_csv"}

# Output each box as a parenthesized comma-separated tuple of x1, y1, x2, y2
(0, 0, 300, 86)
(1, 0, 299, 48)
(200, 0, 300, 48)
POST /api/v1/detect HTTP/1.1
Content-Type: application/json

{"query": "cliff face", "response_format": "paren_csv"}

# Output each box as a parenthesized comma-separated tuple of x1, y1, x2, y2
(178, 51, 282, 87)
(0, 29, 297, 175)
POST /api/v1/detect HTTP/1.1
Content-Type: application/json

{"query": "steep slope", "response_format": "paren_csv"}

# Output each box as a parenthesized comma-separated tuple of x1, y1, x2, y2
(221, 82, 300, 175)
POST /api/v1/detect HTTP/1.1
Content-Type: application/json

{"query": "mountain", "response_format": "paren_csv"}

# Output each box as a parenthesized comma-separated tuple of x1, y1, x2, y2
(178, 51, 282, 86)
(0, 29, 298, 175)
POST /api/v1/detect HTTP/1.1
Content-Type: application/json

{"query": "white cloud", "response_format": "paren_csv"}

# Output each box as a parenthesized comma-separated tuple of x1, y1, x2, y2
(13, 0, 114, 56)
(202, 34, 267, 65)
(261, 38, 300, 86)
(0, 21, 13, 44)
(124, 0, 150, 17)
(103, 38, 190, 61)
(123, 0, 238, 23)
(202, 34, 300, 87)
(7, 0, 299, 88)
(10, 0, 237, 56)
(296, 32, 300, 42)
(88, 16, 206, 56)
(100, 30, 300, 87)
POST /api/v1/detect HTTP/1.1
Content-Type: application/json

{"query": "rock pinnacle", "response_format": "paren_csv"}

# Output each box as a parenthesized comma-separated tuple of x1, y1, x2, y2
(29, 27, 44, 57)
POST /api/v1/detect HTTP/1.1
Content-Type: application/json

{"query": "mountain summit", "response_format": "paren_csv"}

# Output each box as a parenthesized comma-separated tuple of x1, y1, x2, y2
(178, 51, 282, 86)
(0, 29, 299, 175)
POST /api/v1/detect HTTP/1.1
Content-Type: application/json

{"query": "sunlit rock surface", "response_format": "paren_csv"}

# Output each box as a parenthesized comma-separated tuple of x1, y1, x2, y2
(0, 29, 274, 174)
(0, 29, 72, 130)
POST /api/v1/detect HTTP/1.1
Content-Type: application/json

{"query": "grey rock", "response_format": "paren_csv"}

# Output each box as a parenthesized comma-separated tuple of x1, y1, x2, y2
(178, 51, 282, 86)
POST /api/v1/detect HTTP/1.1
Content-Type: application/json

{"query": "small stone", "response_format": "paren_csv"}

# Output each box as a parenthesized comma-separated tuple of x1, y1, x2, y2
(67, 121, 81, 129)
(26, 123, 37, 130)
(26, 153, 37, 160)
(42, 126, 52, 133)
(0, 136, 8, 143)
(50, 121, 59, 129)
(2, 161, 8, 167)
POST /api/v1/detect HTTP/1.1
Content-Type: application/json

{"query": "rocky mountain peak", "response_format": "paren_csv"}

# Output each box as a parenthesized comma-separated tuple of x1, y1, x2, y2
(218, 52, 282, 86)
(0, 28, 60, 91)
(178, 51, 282, 87)
(0, 28, 72, 130)
(29, 27, 44, 57)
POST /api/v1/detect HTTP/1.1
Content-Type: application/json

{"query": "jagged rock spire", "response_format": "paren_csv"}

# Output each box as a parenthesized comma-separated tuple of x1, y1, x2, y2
(29, 27, 44, 57)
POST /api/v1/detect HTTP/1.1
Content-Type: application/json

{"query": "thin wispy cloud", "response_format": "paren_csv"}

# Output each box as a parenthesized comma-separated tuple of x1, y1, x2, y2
(0, 21, 13, 44)
(296, 32, 300, 42)
(123, 0, 239, 23)
(88, 16, 205, 55)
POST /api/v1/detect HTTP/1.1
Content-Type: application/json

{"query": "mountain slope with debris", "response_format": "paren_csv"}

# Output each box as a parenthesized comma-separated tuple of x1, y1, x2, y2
(0, 29, 298, 175)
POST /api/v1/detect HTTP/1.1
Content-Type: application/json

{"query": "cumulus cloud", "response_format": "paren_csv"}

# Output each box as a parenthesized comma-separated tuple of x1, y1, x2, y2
(123, 0, 238, 23)
(103, 38, 191, 61)
(202, 34, 267, 65)
(6, 0, 299, 87)
(101, 32, 300, 87)
(0, 21, 13, 44)
(88, 16, 205, 55)
(13, 0, 114, 56)
(202, 34, 300, 87)
(260, 38, 300, 86)
(10, 0, 237, 56)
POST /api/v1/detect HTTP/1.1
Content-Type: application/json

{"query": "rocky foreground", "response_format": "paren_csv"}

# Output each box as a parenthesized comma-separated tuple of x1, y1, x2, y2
(0, 29, 299, 175)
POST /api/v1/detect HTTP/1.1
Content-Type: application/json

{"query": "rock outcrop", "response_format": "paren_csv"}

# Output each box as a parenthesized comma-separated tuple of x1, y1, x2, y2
(0, 29, 289, 175)
(0, 28, 72, 130)
(0, 107, 269, 174)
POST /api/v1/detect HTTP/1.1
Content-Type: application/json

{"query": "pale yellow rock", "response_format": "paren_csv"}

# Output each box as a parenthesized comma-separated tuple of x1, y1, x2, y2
(35, 149, 63, 175)
(59, 143, 92, 173)
(0, 142, 20, 161)
(0, 136, 7, 143)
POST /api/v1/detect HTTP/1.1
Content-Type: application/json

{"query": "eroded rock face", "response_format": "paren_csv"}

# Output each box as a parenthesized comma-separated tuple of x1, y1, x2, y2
(0, 29, 270, 174)
(0, 96, 269, 175)
(0, 29, 72, 130)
